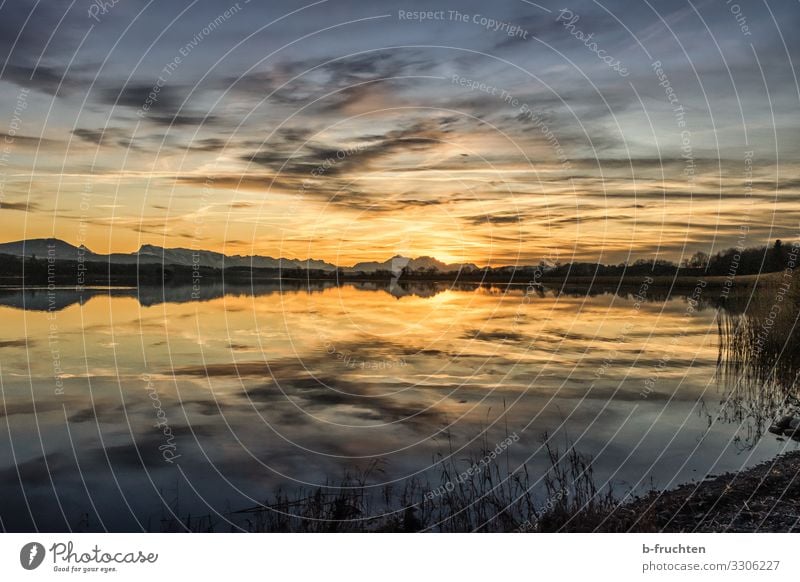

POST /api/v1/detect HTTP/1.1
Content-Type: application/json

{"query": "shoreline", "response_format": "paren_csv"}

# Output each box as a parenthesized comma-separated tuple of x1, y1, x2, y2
(539, 271, 783, 289)
(0, 271, 784, 289)
(595, 449, 800, 532)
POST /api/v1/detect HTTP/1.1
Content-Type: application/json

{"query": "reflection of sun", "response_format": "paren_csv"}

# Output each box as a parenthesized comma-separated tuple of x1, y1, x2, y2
(426, 290, 456, 304)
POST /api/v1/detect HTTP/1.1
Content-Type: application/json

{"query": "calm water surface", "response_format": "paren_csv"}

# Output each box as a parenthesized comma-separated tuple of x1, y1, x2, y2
(0, 282, 792, 530)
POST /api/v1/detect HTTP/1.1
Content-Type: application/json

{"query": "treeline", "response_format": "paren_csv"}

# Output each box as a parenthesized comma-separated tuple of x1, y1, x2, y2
(704, 239, 794, 276)
(0, 254, 332, 286)
(544, 240, 797, 280)
(0, 239, 795, 287)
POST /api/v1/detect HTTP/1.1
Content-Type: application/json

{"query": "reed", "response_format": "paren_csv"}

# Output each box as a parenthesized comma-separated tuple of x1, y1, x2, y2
(153, 435, 623, 532)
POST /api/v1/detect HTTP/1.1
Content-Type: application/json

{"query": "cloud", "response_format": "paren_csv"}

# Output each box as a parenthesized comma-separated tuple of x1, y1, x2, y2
(0, 1, 91, 95)
(0, 338, 33, 348)
(243, 119, 445, 179)
(95, 82, 218, 127)
(147, 114, 217, 127)
(169, 348, 446, 426)
(1, 64, 79, 96)
(72, 127, 122, 145)
(464, 211, 524, 226)
(0, 201, 39, 212)
(99, 83, 182, 111)
(0, 132, 60, 148)
(186, 138, 228, 152)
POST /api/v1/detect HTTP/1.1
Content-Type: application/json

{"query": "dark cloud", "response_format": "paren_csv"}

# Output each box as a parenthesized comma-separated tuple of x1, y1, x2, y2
(71, 127, 144, 150)
(0, 1, 90, 95)
(98, 83, 182, 111)
(72, 127, 120, 145)
(94, 82, 218, 127)
(0, 338, 32, 348)
(148, 114, 217, 127)
(168, 347, 447, 425)
(187, 137, 228, 152)
(0, 133, 60, 148)
(463, 329, 530, 343)
(243, 120, 445, 179)
(1, 64, 79, 96)
(0, 200, 39, 212)
(465, 211, 524, 226)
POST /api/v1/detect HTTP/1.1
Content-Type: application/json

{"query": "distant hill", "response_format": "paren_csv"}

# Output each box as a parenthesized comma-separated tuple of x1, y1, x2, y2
(346, 255, 479, 274)
(0, 238, 339, 271)
(0, 238, 89, 261)
(0, 239, 479, 273)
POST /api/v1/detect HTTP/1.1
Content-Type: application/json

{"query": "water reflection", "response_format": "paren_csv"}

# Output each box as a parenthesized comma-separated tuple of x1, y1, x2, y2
(0, 281, 794, 531)
(715, 285, 800, 449)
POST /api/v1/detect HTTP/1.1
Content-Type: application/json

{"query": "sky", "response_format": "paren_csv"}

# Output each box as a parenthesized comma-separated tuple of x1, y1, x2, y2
(0, 0, 798, 266)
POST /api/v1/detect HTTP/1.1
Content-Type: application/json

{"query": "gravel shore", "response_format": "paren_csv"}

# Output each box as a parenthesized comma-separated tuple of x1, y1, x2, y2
(602, 451, 800, 532)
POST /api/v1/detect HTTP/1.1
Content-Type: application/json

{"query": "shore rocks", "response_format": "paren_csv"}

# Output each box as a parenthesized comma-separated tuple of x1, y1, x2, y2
(769, 415, 800, 439)
(604, 451, 800, 532)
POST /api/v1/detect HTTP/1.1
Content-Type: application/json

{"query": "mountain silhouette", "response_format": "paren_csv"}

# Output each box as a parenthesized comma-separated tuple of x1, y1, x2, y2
(0, 238, 480, 273)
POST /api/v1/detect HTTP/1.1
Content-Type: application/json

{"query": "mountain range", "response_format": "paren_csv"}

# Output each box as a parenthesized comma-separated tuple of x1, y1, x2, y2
(0, 239, 480, 274)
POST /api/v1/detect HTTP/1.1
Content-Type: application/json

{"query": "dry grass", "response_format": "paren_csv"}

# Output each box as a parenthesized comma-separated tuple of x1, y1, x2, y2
(154, 435, 624, 533)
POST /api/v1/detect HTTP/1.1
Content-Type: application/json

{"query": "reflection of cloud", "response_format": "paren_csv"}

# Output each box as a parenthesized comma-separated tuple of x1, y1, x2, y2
(170, 352, 446, 427)
(0, 338, 33, 348)
(464, 329, 530, 343)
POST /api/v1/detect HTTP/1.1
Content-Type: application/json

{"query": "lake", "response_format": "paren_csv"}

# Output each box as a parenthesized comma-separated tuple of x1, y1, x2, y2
(0, 280, 793, 531)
